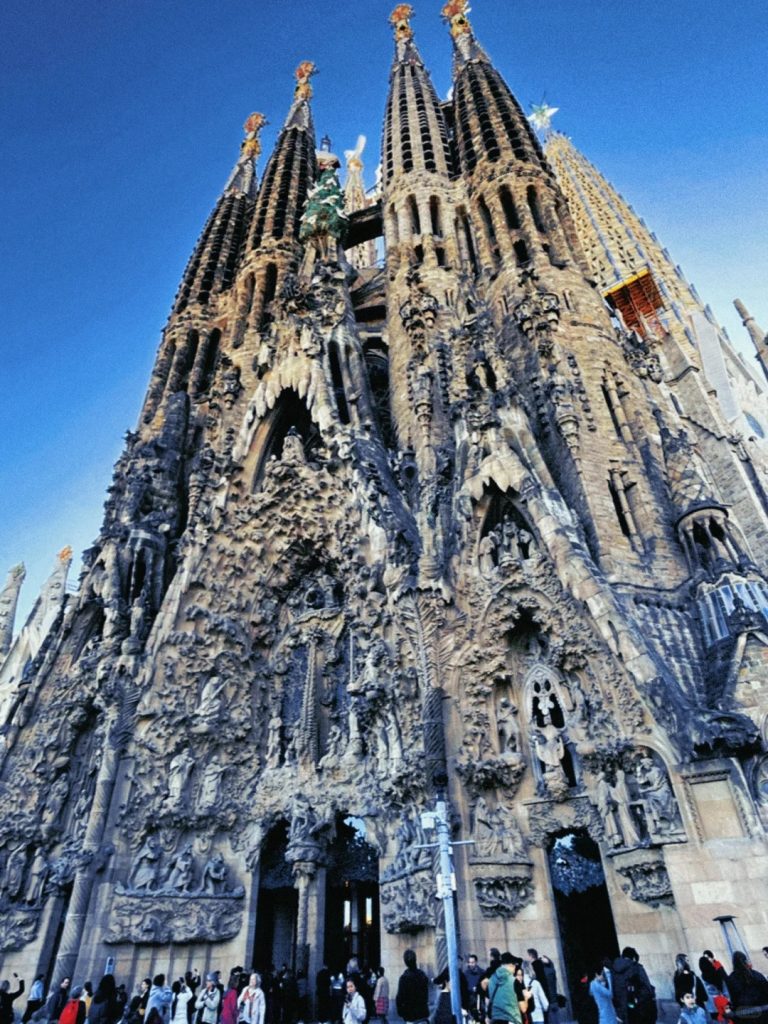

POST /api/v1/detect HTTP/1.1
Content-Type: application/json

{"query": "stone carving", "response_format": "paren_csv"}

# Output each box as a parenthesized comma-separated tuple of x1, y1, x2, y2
(197, 758, 226, 811)
(25, 848, 48, 904)
(0, 907, 40, 952)
(105, 894, 243, 945)
(614, 848, 674, 907)
(634, 754, 683, 837)
(127, 835, 162, 892)
(192, 677, 227, 734)
(470, 797, 527, 861)
(379, 867, 436, 934)
(165, 842, 194, 892)
(165, 748, 194, 808)
(620, 330, 663, 383)
(472, 867, 535, 919)
(591, 770, 642, 850)
(118, 842, 243, 899)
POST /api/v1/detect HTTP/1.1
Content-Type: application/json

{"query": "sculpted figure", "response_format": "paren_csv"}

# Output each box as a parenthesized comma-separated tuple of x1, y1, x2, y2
(25, 848, 48, 904)
(612, 768, 642, 847)
(478, 532, 497, 577)
(496, 697, 519, 755)
(198, 758, 226, 811)
(42, 773, 69, 828)
(165, 842, 194, 893)
(4, 842, 27, 901)
(191, 676, 227, 733)
(129, 835, 161, 892)
(636, 755, 678, 833)
(166, 748, 195, 805)
(472, 797, 501, 857)
(201, 852, 227, 895)
(594, 772, 621, 847)
(266, 711, 283, 769)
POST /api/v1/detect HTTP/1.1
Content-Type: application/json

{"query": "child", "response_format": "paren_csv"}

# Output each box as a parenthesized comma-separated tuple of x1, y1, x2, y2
(679, 991, 708, 1024)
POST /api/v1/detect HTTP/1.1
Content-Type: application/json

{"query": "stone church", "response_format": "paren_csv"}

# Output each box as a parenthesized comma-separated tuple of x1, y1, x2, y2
(2, 0, 768, 1008)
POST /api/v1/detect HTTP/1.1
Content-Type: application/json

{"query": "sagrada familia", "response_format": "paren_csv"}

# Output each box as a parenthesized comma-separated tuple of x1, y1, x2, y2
(3, 0, 768, 1009)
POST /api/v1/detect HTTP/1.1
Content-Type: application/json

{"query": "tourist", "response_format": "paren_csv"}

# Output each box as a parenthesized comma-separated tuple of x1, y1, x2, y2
(487, 953, 520, 1024)
(430, 971, 453, 1024)
(373, 969, 389, 1023)
(513, 966, 533, 1024)
(0, 976, 25, 1024)
(727, 952, 768, 1024)
(220, 975, 239, 1024)
(612, 948, 654, 1024)
(59, 988, 87, 1024)
(82, 985, 94, 1019)
(23, 976, 45, 1024)
(522, 967, 548, 1024)
(170, 981, 193, 1024)
(316, 966, 332, 1024)
(147, 978, 173, 1024)
(673, 957, 707, 1009)
(463, 957, 484, 1020)
(677, 992, 706, 1024)
(589, 968, 616, 1024)
(330, 975, 345, 1024)
(31, 979, 70, 1024)
(526, 953, 558, 1024)
(196, 976, 221, 1024)
(342, 982, 366, 1024)
(395, 950, 429, 1024)
(699, 953, 728, 995)
(238, 975, 265, 1024)
(88, 976, 121, 1024)
(480, 950, 503, 1021)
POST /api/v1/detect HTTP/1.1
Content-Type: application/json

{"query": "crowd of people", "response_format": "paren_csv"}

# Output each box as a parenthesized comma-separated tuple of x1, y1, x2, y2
(4, 946, 768, 1024)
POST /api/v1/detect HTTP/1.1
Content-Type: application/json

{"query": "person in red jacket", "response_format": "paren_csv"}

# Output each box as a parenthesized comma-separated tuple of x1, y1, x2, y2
(59, 987, 86, 1024)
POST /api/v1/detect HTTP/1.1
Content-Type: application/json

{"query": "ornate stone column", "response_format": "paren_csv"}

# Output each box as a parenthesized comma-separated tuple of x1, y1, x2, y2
(291, 860, 317, 976)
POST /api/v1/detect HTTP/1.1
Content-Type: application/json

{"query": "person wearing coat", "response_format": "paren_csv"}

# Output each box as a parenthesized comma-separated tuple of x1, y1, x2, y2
(195, 979, 221, 1024)
(170, 982, 193, 1024)
(237, 976, 265, 1024)
(342, 981, 366, 1024)
(673, 957, 707, 1009)
(0, 977, 25, 1024)
(727, 952, 768, 1024)
(589, 969, 617, 1024)
(488, 954, 522, 1024)
(88, 976, 120, 1024)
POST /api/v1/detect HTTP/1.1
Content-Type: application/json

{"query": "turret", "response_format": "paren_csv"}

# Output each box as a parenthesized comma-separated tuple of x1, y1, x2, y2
(343, 136, 377, 270)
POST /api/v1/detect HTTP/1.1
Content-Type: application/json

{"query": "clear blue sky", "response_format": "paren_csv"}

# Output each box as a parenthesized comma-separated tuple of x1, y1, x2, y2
(1, 0, 766, 626)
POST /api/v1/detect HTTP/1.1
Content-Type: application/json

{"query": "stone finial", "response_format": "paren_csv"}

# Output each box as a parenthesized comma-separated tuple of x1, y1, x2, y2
(0, 563, 26, 656)
(294, 61, 317, 101)
(242, 112, 268, 160)
(390, 4, 415, 41)
(734, 299, 767, 349)
(441, 0, 473, 38)
(58, 546, 73, 565)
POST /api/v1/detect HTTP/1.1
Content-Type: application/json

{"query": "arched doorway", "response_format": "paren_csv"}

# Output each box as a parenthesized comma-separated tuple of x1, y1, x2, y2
(324, 817, 380, 974)
(547, 831, 619, 998)
(254, 823, 297, 973)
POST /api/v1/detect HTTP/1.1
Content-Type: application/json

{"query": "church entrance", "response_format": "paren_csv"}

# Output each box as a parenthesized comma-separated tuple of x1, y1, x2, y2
(547, 831, 619, 1001)
(324, 817, 380, 973)
(254, 823, 297, 973)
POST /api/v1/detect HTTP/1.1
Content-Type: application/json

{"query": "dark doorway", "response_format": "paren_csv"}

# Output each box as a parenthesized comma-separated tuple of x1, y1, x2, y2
(324, 817, 380, 973)
(254, 823, 298, 974)
(548, 831, 619, 1000)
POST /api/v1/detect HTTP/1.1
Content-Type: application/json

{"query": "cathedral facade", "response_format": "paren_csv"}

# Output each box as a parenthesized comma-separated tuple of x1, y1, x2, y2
(3, 1, 768, 1008)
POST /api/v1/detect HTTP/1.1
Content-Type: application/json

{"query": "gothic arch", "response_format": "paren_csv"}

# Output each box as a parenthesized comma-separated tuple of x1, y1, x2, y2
(250, 388, 322, 488)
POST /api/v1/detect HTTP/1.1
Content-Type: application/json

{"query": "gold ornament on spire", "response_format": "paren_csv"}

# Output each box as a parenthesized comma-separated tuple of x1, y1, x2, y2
(294, 61, 317, 101)
(242, 112, 267, 159)
(390, 4, 414, 41)
(58, 546, 73, 563)
(441, 0, 472, 38)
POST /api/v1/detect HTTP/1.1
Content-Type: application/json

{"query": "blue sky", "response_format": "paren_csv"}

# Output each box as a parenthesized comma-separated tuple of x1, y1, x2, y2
(1, 0, 766, 625)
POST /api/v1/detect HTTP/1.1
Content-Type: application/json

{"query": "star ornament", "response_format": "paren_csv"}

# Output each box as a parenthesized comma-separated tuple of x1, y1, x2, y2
(529, 103, 559, 133)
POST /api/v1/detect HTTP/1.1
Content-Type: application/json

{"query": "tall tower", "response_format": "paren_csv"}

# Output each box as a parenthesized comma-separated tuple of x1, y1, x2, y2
(3, 3, 768, 1008)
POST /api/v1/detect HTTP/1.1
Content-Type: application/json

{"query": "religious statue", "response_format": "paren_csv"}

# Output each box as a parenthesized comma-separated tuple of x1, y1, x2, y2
(129, 835, 161, 892)
(191, 676, 227, 734)
(25, 848, 48, 904)
(266, 710, 283, 769)
(3, 842, 27, 901)
(636, 755, 679, 834)
(496, 697, 519, 755)
(42, 773, 69, 829)
(594, 772, 622, 848)
(478, 532, 497, 577)
(197, 758, 226, 811)
(613, 768, 642, 847)
(166, 748, 195, 806)
(201, 852, 228, 895)
(165, 842, 194, 893)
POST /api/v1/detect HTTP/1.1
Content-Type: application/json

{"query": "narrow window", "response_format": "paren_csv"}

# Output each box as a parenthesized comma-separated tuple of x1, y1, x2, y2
(478, 197, 500, 269)
(527, 186, 545, 232)
(328, 341, 350, 424)
(260, 263, 278, 330)
(513, 239, 530, 266)
(429, 196, 442, 237)
(408, 196, 421, 236)
(500, 186, 520, 230)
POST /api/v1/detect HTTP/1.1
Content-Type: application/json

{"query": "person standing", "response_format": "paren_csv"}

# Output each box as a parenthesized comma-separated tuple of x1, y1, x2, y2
(238, 975, 265, 1024)
(673, 957, 707, 1009)
(170, 981, 193, 1024)
(677, 993, 707, 1024)
(487, 953, 521, 1024)
(512, 966, 533, 1024)
(523, 967, 549, 1024)
(395, 951, 429, 1024)
(373, 969, 389, 1024)
(342, 982, 366, 1024)
(463, 957, 484, 1021)
(316, 967, 332, 1024)
(589, 969, 617, 1024)
(23, 976, 45, 1024)
(220, 976, 239, 1024)
(196, 977, 221, 1024)
(88, 976, 121, 1024)
(727, 952, 768, 1024)
(526, 953, 558, 1024)
(0, 976, 25, 1024)
(59, 988, 87, 1024)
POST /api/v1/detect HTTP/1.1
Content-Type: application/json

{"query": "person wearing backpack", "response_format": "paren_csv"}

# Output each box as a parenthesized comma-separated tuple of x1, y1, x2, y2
(59, 988, 86, 1024)
(487, 953, 522, 1024)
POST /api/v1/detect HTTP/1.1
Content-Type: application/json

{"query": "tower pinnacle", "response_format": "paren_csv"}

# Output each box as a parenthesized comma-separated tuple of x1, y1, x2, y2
(390, 4, 414, 42)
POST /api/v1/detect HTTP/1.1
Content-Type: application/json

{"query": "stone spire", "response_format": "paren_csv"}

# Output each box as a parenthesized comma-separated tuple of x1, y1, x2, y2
(247, 62, 318, 251)
(173, 114, 266, 314)
(381, 5, 454, 187)
(735, 299, 768, 384)
(0, 564, 25, 657)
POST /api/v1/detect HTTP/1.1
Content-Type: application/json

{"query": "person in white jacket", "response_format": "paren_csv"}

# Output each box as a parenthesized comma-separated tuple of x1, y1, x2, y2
(523, 969, 549, 1024)
(170, 981, 193, 1024)
(196, 977, 221, 1024)
(237, 975, 265, 1024)
(342, 981, 366, 1024)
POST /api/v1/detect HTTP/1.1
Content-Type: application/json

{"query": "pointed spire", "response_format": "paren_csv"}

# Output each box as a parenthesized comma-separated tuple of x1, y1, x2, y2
(389, 4, 424, 64)
(0, 564, 25, 657)
(223, 112, 268, 197)
(283, 60, 317, 130)
(735, 299, 767, 349)
(343, 136, 377, 270)
(441, 0, 488, 68)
